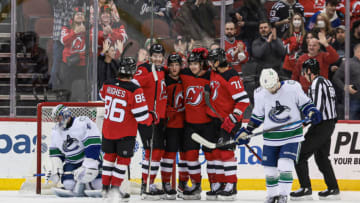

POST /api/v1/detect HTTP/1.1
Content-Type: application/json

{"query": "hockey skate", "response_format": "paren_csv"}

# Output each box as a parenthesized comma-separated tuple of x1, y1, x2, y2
(277, 195, 288, 203)
(218, 183, 237, 201)
(177, 181, 189, 199)
(264, 195, 279, 203)
(206, 182, 223, 200)
(182, 182, 201, 200)
(290, 187, 312, 200)
(162, 182, 177, 200)
(318, 188, 340, 200)
(141, 183, 165, 200)
(107, 186, 130, 202)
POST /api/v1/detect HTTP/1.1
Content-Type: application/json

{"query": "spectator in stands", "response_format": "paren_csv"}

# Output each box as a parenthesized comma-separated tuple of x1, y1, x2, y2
(252, 21, 286, 82)
(136, 48, 149, 66)
(351, 0, 360, 25)
(224, 21, 248, 75)
(144, 38, 159, 51)
(300, 31, 316, 55)
(90, 0, 120, 24)
(333, 44, 360, 120)
(174, 0, 217, 49)
(59, 7, 90, 101)
(299, 0, 325, 21)
(49, 0, 79, 90)
(97, 5, 127, 56)
(229, 0, 267, 54)
(97, 39, 117, 95)
(292, 32, 339, 92)
(282, 13, 306, 78)
(173, 35, 190, 68)
(330, 25, 345, 78)
(351, 20, 360, 57)
(307, 0, 341, 30)
(269, 0, 304, 38)
(311, 13, 335, 39)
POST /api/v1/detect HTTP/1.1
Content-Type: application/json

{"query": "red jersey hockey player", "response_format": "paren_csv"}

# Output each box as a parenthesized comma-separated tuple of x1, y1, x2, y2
(179, 48, 216, 200)
(133, 44, 167, 199)
(206, 48, 250, 201)
(160, 53, 186, 199)
(99, 57, 158, 200)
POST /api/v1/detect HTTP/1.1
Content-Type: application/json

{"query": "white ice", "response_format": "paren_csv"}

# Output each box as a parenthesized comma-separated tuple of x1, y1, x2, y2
(0, 191, 359, 203)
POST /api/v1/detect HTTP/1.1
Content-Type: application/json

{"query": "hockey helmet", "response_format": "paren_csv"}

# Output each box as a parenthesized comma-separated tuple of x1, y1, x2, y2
(208, 48, 227, 67)
(167, 53, 182, 65)
(302, 58, 320, 75)
(118, 57, 137, 75)
(188, 52, 202, 63)
(149, 43, 165, 56)
(51, 104, 72, 129)
(260, 68, 279, 92)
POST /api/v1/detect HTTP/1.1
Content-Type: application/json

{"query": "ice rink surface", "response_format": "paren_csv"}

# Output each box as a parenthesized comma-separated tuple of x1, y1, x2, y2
(0, 191, 359, 203)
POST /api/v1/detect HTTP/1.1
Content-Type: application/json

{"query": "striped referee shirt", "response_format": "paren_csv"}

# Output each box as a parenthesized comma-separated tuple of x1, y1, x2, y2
(308, 76, 337, 120)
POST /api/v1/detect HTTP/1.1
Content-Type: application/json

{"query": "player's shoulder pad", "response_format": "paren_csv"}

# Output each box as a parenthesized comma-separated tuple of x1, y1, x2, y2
(221, 68, 239, 81)
(283, 80, 303, 90)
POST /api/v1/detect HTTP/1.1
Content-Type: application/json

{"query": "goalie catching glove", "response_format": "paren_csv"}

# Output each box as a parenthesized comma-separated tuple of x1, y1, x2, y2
(74, 158, 99, 183)
(221, 109, 243, 133)
(45, 157, 63, 184)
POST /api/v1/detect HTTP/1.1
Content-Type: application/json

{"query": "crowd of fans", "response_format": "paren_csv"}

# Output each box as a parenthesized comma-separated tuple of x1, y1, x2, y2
(47, 0, 360, 120)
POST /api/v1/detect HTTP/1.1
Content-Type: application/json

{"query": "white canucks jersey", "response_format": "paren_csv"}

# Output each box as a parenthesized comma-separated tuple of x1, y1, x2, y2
(49, 116, 102, 164)
(251, 80, 312, 146)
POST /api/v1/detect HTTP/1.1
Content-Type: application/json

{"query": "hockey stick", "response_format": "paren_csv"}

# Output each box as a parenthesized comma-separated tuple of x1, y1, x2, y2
(192, 118, 309, 149)
(146, 63, 158, 193)
(203, 84, 262, 161)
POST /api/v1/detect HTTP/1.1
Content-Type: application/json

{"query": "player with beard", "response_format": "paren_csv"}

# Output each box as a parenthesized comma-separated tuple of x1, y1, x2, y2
(133, 44, 167, 200)
(224, 21, 249, 75)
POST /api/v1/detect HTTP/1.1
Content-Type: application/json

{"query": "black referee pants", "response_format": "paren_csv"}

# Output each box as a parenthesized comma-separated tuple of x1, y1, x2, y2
(295, 119, 339, 190)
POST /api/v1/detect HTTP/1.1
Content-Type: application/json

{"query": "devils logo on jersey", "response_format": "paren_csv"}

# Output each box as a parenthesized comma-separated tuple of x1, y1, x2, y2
(71, 36, 85, 53)
(210, 81, 220, 101)
(159, 80, 168, 100)
(268, 100, 291, 123)
(174, 91, 184, 109)
(185, 86, 203, 106)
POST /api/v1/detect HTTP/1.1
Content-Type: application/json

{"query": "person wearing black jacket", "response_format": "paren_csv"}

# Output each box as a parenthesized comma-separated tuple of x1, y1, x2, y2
(98, 40, 118, 97)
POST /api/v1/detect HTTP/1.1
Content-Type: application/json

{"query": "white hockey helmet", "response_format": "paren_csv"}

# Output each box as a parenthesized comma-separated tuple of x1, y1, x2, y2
(260, 68, 279, 93)
(51, 104, 72, 129)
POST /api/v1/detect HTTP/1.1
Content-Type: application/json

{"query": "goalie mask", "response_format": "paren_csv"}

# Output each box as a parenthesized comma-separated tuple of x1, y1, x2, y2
(118, 57, 137, 75)
(208, 48, 227, 68)
(260, 68, 280, 93)
(51, 104, 72, 129)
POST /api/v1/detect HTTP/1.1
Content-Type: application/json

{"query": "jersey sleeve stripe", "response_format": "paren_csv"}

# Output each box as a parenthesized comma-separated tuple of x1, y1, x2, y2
(232, 91, 248, 100)
(83, 137, 101, 147)
(235, 95, 250, 103)
(135, 113, 150, 122)
(49, 148, 62, 156)
(131, 105, 149, 114)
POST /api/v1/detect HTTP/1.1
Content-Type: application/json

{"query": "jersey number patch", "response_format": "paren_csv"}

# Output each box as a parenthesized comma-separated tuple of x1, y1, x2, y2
(104, 95, 127, 123)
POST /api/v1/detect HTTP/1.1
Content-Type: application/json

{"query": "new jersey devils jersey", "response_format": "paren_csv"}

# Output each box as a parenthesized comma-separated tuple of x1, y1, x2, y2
(165, 75, 185, 128)
(99, 79, 152, 139)
(180, 68, 211, 124)
(134, 63, 168, 119)
(224, 38, 249, 73)
(207, 68, 250, 118)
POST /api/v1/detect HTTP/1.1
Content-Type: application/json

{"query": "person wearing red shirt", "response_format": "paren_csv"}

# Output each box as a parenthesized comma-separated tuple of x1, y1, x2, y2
(99, 57, 157, 200)
(224, 21, 249, 75)
(299, 0, 325, 19)
(206, 48, 250, 200)
(133, 44, 168, 199)
(160, 53, 186, 199)
(179, 48, 214, 200)
(292, 32, 339, 92)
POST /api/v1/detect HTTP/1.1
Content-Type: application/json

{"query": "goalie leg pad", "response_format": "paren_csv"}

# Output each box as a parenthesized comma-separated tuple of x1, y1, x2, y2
(52, 187, 75, 197)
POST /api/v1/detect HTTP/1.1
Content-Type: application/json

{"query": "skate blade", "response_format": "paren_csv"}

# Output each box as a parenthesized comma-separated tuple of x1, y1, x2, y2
(206, 195, 218, 201)
(319, 194, 341, 200)
(290, 195, 313, 201)
(182, 194, 201, 200)
(141, 194, 162, 200)
(218, 194, 237, 201)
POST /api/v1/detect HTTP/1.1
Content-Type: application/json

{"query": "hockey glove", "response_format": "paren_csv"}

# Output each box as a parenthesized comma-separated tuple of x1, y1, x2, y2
(45, 170, 60, 185)
(46, 157, 63, 184)
(149, 110, 160, 125)
(308, 108, 322, 125)
(235, 127, 251, 145)
(221, 113, 242, 133)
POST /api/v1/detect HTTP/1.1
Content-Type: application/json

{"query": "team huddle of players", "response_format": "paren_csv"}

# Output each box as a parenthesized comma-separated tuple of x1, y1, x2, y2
(47, 43, 323, 203)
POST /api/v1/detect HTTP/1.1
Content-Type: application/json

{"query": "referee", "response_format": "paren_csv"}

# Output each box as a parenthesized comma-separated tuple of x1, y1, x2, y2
(290, 59, 340, 200)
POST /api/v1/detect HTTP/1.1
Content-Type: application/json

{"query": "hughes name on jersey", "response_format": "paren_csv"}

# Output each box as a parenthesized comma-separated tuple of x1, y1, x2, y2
(49, 116, 101, 164)
(251, 80, 312, 146)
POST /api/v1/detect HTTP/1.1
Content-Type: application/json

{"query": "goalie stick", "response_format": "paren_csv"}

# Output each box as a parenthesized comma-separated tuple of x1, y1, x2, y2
(202, 85, 262, 161)
(192, 118, 309, 149)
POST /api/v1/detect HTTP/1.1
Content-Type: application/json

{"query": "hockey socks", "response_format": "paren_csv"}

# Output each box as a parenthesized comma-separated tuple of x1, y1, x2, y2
(160, 152, 176, 183)
(102, 153, 131, 187)
(142, 149, 164, 184)
(185, 150, 201, 183)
